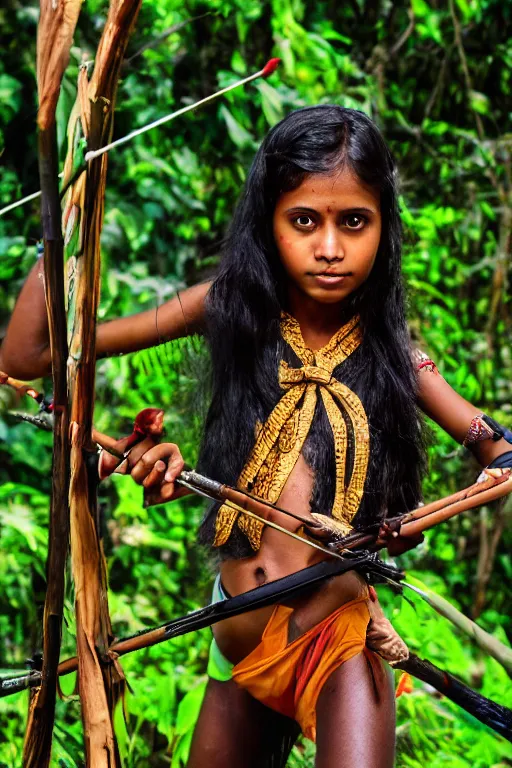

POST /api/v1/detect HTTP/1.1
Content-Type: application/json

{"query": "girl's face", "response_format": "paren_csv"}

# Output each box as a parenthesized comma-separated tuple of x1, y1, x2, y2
(273, 169, 382, 310)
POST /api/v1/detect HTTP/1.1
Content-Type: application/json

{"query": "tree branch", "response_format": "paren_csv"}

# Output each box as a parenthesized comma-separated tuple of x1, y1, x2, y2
(123, 13, 210, 67)
(389, 9, 415, 58)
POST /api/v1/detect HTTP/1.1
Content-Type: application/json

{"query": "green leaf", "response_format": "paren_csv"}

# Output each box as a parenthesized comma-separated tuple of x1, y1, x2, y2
(469, 90, 490, 115)
(411, 0, 431, 18)
(256, 80, 284, 126)
(219, 105, 256, 149)
(322, 29, 351, 44)
(479, 200, 496, 220)
(0, 74, 22, 121)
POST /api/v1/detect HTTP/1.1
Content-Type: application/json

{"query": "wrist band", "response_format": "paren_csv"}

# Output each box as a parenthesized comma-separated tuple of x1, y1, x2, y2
(463, 413, 512, 447)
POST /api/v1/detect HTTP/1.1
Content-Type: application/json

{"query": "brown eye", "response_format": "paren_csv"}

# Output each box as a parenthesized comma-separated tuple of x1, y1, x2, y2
(343, 214, 366, 230)
(294, 215, 315, 228)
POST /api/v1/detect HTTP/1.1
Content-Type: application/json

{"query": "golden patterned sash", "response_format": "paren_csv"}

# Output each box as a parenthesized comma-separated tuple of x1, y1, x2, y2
(213, 313, 369, 550)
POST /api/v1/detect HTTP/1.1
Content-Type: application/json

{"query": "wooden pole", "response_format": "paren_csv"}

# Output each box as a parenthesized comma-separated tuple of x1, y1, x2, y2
(23, 2, 82, 766)
(61, 2, 141, 764)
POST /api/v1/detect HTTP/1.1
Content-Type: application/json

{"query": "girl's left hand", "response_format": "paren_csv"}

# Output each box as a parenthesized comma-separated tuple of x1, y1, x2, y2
(377, 522, 424, 556)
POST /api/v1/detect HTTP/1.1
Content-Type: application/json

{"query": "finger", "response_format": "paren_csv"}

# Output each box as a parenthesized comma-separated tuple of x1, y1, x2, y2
(124, 436, 160, 468)
(164, 450, 185, 483)
(99, 434, 158, 480)
(131, 443, 184, 486)
(143, 482, 175, 508)
(144, 483, 191, 508)
(98, 450, 121, 480)
(96, 432, 138, 456)
(113, 458, 130, 475)
(142, 460, 167, 488)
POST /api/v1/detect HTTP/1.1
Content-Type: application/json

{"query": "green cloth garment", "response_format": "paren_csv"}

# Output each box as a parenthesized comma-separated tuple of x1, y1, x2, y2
(207, 574, 234, 682)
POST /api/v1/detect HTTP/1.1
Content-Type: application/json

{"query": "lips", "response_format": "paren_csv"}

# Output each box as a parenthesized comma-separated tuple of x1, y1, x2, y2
(311, 272, 350, 288)
(315, 273, 348, 278)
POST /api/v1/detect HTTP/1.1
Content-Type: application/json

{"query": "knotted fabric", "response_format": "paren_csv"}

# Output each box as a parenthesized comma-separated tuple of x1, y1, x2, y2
(213, 312, 369, 550)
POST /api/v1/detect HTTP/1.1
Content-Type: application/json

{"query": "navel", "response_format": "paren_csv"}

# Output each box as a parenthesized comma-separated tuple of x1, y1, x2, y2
(254, 566, 267, 585)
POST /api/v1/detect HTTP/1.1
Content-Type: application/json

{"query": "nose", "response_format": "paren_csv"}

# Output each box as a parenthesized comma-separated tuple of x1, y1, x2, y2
(314, 225, 344, 262)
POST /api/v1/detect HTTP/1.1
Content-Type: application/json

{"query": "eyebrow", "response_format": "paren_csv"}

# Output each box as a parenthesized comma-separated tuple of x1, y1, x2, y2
(284, 206, 377, 215)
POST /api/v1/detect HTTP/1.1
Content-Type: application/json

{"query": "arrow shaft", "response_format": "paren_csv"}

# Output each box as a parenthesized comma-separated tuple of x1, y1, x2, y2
(84, 69, 264, 162)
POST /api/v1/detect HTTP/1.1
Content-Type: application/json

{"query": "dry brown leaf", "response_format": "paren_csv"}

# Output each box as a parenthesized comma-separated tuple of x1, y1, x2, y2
(37, 0, 83, 130)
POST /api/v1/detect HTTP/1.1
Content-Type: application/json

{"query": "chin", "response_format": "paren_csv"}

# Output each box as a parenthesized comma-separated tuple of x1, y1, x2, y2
(308, 289, 354, 305)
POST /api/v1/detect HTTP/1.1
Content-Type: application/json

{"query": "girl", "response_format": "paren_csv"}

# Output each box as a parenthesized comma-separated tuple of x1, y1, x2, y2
(1, 106, 510, 767)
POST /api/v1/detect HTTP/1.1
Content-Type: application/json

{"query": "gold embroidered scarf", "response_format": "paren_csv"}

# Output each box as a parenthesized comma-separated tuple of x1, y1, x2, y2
(213, 312, 369, 550)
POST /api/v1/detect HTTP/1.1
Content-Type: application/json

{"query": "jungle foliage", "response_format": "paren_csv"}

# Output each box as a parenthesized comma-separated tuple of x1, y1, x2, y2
(0, 0, 511, 765)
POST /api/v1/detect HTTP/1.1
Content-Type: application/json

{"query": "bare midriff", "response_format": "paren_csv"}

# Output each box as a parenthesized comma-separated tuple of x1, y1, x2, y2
(214, 454, 368, 664)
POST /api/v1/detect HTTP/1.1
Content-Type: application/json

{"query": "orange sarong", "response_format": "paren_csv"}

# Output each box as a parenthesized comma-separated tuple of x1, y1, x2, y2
(232, 595, 370, 742)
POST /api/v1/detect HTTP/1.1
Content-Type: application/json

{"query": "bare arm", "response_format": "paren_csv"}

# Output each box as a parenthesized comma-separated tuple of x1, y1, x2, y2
(0, 261, 49, 379)
(417, 366, 510, 467)
(0, 260, 211, 380)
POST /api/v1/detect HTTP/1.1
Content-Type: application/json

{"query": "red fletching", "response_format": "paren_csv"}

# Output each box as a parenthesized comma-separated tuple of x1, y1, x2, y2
(261, 58, 281, 77)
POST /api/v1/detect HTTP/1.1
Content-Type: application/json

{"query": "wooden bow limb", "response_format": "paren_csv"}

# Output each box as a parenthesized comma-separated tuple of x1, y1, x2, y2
(400, 469, 511, 524)
(397, 472, 512, 539)
(175, 468, 512, 555)
(373, 469, 512, 545)
(333, 469, 512, 553)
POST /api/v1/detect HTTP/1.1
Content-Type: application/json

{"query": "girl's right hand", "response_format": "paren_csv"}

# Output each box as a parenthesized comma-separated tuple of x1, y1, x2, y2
(127, 441, 188, 506)
(97, 408, 188, 506)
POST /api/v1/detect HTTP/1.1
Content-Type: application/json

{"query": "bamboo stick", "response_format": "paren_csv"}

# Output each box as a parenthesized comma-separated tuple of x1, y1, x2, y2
(23, 2, 81, 765)
(405, 576, 512, 675)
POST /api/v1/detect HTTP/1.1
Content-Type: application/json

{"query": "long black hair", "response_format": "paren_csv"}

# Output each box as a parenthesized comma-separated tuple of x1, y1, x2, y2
(198, 105, 425, 558)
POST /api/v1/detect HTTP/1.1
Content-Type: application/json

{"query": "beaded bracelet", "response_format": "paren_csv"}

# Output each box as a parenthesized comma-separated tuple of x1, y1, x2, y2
(412, 348, 438, 375)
